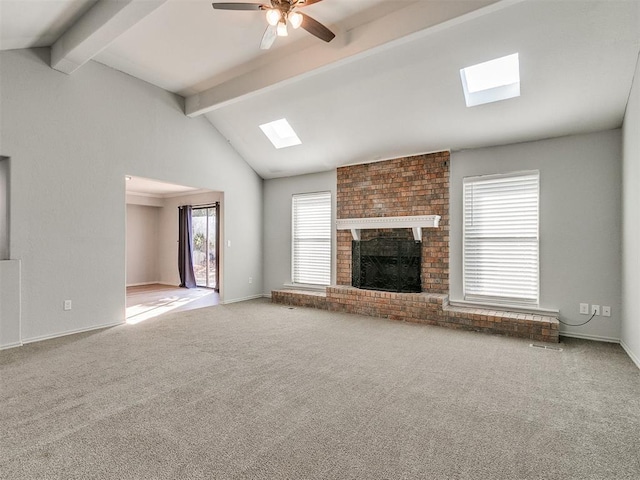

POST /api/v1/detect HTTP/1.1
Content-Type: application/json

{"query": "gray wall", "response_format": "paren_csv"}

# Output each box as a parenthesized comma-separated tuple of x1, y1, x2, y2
(263, 132, 623, 342)
(263, 170, 336, 295)
(451, 130, 622, 341)
(0, 48, 263, 343)
(622, 55, 640, 367)
(126, 204, 160, 286)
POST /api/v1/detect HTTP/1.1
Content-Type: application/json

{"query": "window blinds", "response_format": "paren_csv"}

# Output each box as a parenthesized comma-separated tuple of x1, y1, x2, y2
(463, 172, 539, 305)
(292, 191, 331, 286)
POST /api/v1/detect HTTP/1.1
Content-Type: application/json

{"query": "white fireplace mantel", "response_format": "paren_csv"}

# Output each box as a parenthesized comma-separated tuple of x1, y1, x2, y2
(336, 215, 441, 242)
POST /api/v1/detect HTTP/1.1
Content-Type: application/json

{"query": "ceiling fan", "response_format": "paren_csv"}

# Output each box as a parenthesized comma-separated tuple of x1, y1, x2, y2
(212, 0, 336, 50)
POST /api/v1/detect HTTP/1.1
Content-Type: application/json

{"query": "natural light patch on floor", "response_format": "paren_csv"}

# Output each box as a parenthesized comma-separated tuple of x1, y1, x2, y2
(126, 285, 218, 325)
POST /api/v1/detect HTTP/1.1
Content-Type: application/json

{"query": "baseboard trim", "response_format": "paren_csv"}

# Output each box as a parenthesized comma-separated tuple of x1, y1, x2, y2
(221, 294, 264, 305)
(22, 320, 125, 345)
(263, 293, 272, 299)
(0, 341, 23, 351)
(559, 332, 620, 343)
(620, 340, 640, 370)
(126, 281, 161, 287)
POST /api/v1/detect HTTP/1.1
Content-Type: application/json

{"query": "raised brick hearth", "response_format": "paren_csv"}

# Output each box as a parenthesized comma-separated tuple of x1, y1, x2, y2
(272, 288, 559, 343)
(272, 152, 560, 343)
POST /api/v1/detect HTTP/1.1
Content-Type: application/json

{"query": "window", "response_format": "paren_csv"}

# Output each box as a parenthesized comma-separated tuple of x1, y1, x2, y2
(463, 171, 539, 306)
(259, 118, 302, 149)
(460, 53, 520, 107)
(292, 191, 331, 285)
(191, 205, 219, 290)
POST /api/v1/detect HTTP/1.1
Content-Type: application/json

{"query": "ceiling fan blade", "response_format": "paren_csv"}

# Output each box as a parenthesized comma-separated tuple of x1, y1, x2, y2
(300, 13, 335, 43)
(296, 0, 323, 7)
(212, 2, 266, 11)
(260, 25, 277, 50)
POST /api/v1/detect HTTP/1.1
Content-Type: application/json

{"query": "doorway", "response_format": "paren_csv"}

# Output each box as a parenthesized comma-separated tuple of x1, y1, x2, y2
(191, 204, 219, 290)
(125, 175, 224, 321)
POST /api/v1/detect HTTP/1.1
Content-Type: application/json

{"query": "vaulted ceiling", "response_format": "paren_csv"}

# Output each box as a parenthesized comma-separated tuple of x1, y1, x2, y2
(2, 0, 639, 179)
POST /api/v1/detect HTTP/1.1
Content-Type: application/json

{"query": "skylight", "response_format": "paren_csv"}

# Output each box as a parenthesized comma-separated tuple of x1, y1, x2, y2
(259, 118, 302, 149)
(460, 53, 520, 107)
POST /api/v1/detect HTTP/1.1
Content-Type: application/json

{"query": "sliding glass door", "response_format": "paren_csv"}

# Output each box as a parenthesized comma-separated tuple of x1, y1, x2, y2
(191, 204, 219, 289)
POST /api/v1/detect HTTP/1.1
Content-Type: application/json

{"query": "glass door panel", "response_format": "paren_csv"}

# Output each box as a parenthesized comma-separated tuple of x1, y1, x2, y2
(191, 205, 219, 289)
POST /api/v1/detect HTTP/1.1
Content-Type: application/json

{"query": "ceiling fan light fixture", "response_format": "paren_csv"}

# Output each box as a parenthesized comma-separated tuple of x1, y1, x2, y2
(211, 1, 335, 47)
(276, 21, 288, 37)
(289, 11, 303, 29)
(266, 9, 281, 26)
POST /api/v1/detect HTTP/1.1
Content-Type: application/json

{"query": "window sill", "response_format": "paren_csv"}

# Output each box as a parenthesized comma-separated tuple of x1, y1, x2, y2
(449, 299, 559, 317)
(283, 283, 328, 292)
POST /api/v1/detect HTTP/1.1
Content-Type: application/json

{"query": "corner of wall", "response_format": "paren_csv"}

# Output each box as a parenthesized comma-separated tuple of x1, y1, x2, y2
(621, 50, 640, 369)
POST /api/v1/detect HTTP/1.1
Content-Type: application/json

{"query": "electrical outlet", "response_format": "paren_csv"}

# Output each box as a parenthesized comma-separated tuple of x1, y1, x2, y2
(248, 276, 253, 284)
(591, 304, 600, 316)
(579, 303, 589, 314)
(602, 306, 611, 317)
(64, 300, 72, 311)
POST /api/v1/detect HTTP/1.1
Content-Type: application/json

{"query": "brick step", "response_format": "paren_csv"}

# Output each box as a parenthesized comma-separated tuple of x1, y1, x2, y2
(442, 304, 558, 342)
(271, 289, 328, 310)
(271, 287, 559, 343)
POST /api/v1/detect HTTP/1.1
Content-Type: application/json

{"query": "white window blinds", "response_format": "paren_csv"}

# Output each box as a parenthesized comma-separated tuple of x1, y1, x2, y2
(463, 171, 539, 306)
(292, 191, 331, 286)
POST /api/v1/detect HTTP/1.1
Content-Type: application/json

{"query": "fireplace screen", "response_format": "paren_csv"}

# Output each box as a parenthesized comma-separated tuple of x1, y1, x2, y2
(352, 238, 421, 293)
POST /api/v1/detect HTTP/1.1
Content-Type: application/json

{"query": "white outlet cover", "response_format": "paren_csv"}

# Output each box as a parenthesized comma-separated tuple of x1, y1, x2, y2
(591, 304, 600, 315)
(579, 303, 589, 314)
(602, 306, 611, 317)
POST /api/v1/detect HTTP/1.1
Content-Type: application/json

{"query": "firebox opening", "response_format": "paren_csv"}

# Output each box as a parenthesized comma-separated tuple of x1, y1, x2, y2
(352, 238, 421, 293)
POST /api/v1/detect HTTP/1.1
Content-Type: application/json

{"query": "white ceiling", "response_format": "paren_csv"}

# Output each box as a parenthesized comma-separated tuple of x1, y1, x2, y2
(126, 175, 203, 197)
(2, 0, 639, 180)
(94, 0, 413, 97)
(0, 0, 96, 50)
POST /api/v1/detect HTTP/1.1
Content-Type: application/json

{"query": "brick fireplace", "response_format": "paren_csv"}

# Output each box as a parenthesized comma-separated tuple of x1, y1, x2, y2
(336, 152, 450, 292)
(272, 152, 559, 343)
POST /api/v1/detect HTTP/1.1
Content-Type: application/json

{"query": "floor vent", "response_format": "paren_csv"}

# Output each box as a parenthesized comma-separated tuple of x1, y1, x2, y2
(530, 343, 563, 351)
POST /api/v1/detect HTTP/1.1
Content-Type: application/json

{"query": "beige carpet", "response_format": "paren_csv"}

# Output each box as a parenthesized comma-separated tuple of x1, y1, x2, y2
(1, 299, 639, 479)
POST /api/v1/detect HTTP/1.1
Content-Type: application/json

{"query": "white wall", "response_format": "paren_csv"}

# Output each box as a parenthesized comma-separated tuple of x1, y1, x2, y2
(262, 170, 336, 295)
(621, 54, 640, 368)
(126, 204, 160, 286)
(0, 48, 263, 343)
(451, 130, 622, 341)
(159, 191, 224, 290)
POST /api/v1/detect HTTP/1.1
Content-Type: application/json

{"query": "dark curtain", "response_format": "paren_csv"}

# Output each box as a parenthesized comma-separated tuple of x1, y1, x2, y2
(178, 205, 197, 289)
